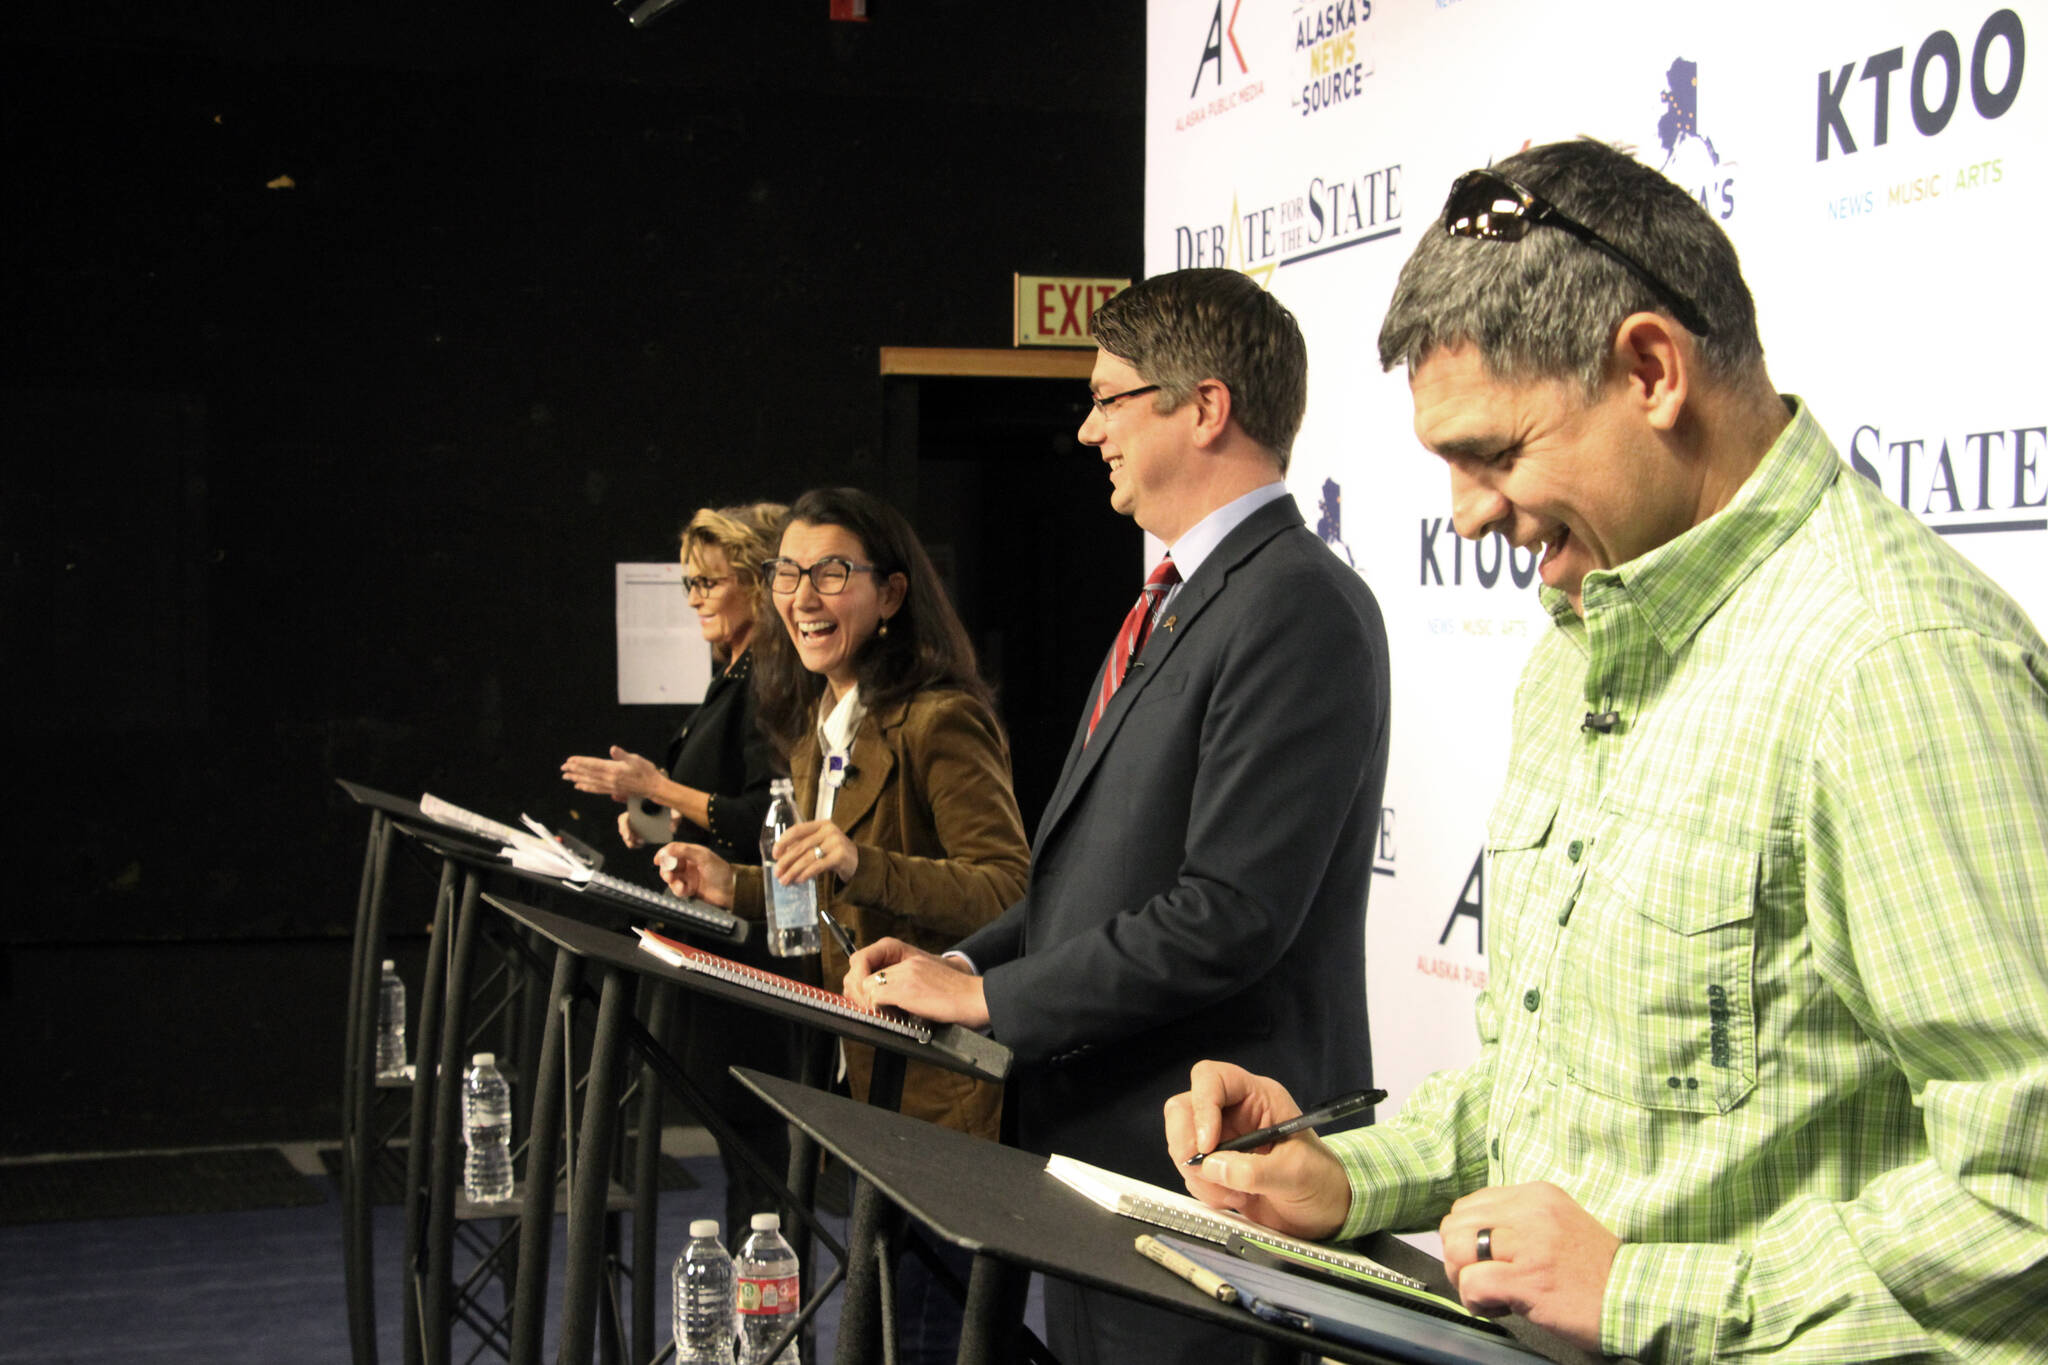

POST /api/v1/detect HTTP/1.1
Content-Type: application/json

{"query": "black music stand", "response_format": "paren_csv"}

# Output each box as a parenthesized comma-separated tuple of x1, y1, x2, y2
(485, 896, 1012, 1365)
(338, 779, 748, 1365)
(732, 1068, 1603, 1365)
(338, 780, 517, 1365)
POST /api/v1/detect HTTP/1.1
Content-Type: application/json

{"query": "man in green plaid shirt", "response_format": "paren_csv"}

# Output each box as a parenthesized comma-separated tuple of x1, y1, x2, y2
(1165, 139, 2047, 1362)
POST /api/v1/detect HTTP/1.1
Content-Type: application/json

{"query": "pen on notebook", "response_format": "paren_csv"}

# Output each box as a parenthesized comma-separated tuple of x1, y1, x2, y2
(1134, 1234, 1237, 1304)
(1185, 1087, 1388, 1165)
(817, 903, 857, 958)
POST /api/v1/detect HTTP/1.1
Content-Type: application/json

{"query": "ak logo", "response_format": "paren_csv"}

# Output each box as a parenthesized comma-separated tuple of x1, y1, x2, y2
(1175, 0, 1264, 132)
(1190, 0, 1249, 98)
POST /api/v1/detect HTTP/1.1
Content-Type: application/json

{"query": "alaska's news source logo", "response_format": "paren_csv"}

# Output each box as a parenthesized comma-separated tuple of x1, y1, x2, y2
(1292, 1, 1373, 119)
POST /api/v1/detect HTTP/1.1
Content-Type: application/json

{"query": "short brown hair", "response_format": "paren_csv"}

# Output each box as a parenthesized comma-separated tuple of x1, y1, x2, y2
(1090, 268, 1308, 471)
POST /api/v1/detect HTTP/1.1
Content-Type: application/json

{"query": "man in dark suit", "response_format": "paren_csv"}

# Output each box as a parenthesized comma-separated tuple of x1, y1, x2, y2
(848, 267, 1391, 1361)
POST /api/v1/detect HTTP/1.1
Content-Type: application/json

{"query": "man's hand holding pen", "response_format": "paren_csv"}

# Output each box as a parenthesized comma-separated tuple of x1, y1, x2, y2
(845, 936, 991, 1028)
(1162, 1060, 1354, 1241)
(1167, 1061, 1618, 1349)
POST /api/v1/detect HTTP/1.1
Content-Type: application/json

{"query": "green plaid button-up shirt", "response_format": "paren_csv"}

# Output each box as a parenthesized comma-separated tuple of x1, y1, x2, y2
(1328, 401, 2048, 1362)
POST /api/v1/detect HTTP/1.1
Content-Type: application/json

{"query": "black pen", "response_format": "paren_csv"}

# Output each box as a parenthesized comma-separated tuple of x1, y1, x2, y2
(817, 903, 858, 958)
(1185, 1087, 1387, 1165)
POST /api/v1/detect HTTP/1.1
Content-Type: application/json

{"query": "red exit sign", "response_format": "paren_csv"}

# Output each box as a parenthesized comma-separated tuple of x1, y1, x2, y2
(1014, 274, 1130, 348)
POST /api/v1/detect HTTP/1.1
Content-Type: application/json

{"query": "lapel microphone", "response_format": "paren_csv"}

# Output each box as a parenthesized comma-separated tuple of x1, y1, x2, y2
(1582, 710, 1621, 733)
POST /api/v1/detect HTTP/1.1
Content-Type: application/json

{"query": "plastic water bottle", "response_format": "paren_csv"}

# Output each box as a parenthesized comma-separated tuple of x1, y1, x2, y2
(674, 1219, 737, 1365)
(735, 1212, 800, 1364)
(761, 779, 820, 958)
(462, 1053, 514, 1203)
(375, 959, 408, 1078)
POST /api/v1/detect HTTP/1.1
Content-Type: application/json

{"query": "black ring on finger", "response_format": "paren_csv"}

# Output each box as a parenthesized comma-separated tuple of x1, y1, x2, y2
(1475, 1227, 1494, 1262)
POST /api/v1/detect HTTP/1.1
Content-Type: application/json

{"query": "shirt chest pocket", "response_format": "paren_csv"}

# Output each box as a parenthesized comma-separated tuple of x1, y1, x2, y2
(1556, 824, 1759, 1114)
(1483, 795, 1559, 986)
(1486, 798, 1559, 905)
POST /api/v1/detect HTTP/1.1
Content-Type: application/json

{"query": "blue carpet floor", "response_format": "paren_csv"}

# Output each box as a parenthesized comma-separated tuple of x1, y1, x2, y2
(0, 1150, 847, 1364)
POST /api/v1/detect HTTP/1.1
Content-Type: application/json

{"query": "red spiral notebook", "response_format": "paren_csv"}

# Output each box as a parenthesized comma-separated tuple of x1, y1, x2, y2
(632, 926, 933, 1043)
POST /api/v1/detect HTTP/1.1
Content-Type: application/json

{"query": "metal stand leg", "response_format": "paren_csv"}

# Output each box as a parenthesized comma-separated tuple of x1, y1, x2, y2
(343, 812, 395, 1365)
(401, 861, 459, 1365)
(836, 1176, 890, 1365)
(631, 981, 675, 1365)
(788, 1029, 833, 1365)
(834, 1049, 909, 1365)
(560, 963, 630, 1364)
(509, 946, 581, 1365)
(422, 871, 484, 1365)
(956, 1254, 1030, 1365)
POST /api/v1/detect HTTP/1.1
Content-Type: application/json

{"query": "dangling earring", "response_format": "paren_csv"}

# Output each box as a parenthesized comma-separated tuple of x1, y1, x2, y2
(878, 618, 891, 638)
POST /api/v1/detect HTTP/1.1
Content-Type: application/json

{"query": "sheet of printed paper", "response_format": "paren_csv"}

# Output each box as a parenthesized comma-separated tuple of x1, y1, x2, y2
(616, 561, 712, 705)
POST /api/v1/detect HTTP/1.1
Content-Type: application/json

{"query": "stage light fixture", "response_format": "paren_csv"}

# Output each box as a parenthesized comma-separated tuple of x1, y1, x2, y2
(615, 0, 687, 29)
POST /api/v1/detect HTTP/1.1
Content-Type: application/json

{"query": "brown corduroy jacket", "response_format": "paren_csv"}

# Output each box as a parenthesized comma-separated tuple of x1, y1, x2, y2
(733, 687, 1028, 1139)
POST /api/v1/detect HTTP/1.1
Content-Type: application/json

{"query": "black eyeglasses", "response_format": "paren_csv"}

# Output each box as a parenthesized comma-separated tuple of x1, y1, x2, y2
(680, 574, 731, 597)
(1441, 169, 1713, 338)
(762, 556, 880, 596)
(1088, 383, 1161, 414)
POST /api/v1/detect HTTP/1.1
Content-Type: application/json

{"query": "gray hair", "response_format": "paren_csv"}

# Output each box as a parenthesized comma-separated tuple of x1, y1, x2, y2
(1091, 268, 1309, 471)
(1378, 139, 1764, 395)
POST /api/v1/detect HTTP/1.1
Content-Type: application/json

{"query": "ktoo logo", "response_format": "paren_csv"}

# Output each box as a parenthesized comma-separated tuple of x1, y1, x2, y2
(1817, 8, 2025, 160)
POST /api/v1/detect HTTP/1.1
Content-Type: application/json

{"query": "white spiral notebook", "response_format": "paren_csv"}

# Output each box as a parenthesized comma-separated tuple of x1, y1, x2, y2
(1044, 1153, 1426, 1292)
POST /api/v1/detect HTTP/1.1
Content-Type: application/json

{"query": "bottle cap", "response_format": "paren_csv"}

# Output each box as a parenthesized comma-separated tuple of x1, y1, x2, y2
(472, 1052, 495, 1066)
(750, 1212, 780, 1231)
(382, 959, 396, 970)
(690, 1218, 719, 1239)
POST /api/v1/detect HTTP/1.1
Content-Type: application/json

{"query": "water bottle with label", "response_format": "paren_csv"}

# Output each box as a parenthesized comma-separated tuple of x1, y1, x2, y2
(376, 959, 409, 1079)
(674, 1218, 737, 1365)
(462, 1052, 514, 1203)
(760, 779, 820, 957)
(735, 1212, 800, 1364)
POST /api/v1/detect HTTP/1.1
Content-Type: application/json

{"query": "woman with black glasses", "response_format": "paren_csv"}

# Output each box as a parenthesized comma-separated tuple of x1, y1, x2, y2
(658, 486, 1029, 1364)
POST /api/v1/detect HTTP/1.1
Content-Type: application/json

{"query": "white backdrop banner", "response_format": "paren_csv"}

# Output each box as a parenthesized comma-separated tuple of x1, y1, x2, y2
(1144, 0, 2045, 1109)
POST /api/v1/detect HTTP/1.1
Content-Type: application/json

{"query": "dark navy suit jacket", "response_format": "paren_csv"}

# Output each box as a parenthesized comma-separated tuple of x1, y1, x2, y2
(955, 494, 1391, 1189)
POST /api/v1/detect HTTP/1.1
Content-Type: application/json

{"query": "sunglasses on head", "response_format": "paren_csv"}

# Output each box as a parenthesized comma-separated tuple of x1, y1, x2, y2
(1441, 168, 1714, 338)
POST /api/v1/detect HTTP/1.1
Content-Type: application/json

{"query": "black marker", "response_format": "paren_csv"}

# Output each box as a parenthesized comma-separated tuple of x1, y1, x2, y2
(1185, 1088, 1387, 1165)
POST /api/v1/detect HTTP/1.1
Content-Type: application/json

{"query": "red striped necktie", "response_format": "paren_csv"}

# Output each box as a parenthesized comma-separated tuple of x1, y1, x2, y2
(1087, 556, 1180, 741)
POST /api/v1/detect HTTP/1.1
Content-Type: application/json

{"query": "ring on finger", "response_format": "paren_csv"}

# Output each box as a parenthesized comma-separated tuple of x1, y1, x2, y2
(1475, 1227, 1494, 1262)
(873, 971, 887, 987)
(813, 845, 825, 861)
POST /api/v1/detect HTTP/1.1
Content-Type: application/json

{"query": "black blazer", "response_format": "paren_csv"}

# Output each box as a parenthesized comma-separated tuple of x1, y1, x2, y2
(955, 494, 1391, 1188)
(662, 647, 776, 865)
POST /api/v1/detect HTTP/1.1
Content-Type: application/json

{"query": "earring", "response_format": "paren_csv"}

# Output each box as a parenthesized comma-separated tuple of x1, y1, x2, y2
(878, 618, 891, 638)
